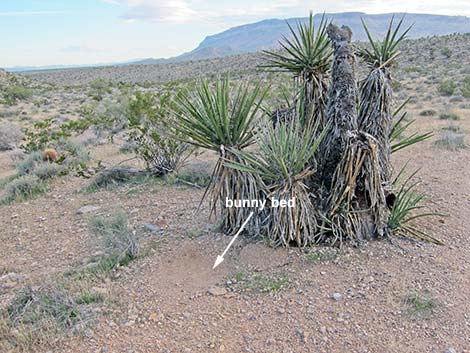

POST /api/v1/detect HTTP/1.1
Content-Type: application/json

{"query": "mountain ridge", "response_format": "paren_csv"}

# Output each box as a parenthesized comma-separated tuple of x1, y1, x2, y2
(6, 12, 470, 72)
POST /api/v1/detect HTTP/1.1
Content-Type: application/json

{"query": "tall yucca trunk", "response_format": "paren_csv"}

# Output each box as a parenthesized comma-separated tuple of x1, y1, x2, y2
(322, 24, 388, 243)
(320, 24, 358, 184)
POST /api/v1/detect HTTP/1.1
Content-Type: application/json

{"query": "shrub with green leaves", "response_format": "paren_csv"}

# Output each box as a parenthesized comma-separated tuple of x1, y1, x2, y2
(126, 91, 190, 175)
(438, 79, 456, 96)
(462, 76, 470, 98)
(87, 78, 112, 101)
(1, 85, 33, 105)
(439, 112, 460, 121)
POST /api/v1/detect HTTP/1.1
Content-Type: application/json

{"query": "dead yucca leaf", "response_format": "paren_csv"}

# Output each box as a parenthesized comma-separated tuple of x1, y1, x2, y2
(358, 16, 412, 184)
(227, 119, 326, 246)
(174, 77, 266, 233)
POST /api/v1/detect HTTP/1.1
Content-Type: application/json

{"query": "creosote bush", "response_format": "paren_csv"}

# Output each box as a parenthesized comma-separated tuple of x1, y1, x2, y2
(126, 90, 191, 175)
(438, 79, 456, 96)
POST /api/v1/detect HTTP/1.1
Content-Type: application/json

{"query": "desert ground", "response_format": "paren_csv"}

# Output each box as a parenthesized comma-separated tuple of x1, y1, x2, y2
(0, 33, 469, 353)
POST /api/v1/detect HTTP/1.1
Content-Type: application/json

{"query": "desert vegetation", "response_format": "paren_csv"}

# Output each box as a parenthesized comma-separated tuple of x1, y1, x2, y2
(0, 15, 469, 353)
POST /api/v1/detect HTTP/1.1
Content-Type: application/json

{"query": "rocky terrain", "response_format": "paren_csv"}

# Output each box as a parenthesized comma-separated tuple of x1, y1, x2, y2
(0, 33, 469, 353)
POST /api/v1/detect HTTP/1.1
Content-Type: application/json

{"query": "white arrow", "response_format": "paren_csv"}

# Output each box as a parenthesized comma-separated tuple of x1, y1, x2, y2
(213, 211, 254, 269)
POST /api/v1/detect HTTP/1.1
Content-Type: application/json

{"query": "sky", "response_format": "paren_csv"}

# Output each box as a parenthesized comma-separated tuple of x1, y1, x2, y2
(1, 0, 469, 68)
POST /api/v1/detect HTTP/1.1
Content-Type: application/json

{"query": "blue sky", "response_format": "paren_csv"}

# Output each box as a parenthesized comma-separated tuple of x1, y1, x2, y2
(1, 0, 469, 67)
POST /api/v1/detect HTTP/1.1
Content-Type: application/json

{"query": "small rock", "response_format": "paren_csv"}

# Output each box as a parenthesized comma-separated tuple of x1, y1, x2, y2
(332, 292, 342, 301)
(208, 286, 227, 296)
(143, 223, 161, 232)
(149, 313, 159, 322)
(445, 348, 457, 353)
(77, 205, 101, 215)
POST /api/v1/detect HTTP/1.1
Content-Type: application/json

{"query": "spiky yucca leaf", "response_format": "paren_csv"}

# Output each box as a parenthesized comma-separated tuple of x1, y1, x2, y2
(262, 13, 331, 128)
(390, 100, 433, 153)
(389, 169, 442, 244)
(261, 13, 331, 77)
(357, 16, 411, 68)
(228, 120, 326, 183)
(174, 78, 265, 151)
(226, 119, 327, 246)
(174, 78, 266, 234)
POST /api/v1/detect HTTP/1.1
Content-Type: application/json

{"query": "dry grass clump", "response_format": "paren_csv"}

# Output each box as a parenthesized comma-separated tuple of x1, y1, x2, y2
(0, 284, 97, 352)
(434, 130, 467, 150)
(1, 175, 48, 205)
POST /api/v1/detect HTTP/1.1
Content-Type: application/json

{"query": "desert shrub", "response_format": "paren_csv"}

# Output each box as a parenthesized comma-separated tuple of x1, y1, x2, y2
(440, 47, 452, 58)
(33, 163, 65, 180)
(441, 124, 462, 133)
(89, 212, 139, 268)
(1, 85, 33, 105)
(419, 109, 436, 116)
(462, 76, 470, 98)
(87, 78, 112, 101)
(126, 90, 191, 175)
(177, 166, 212, 188)
(7, 286, 81, 329)
(86, 167, 147, 191)
(22, 117, 93, 153)
(405, 291, 437, 316)
(438, 79, 456, 96)
(56, 139, 91, 172)
(434, 130, 467, 150)
(0, 123, 22, 151)
(2, 175, 48, 204)
(0, 284, 95, 351)
(15, 151, 43, 175)
(439, 112, 460, 120)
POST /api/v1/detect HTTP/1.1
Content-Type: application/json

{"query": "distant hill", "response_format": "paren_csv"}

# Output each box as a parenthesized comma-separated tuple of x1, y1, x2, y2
(134, 12, 470, 65)
(7, 12, 470, 71)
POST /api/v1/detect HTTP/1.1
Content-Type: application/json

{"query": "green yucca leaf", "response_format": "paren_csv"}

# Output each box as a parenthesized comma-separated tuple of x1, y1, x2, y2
(389, 169, 443, 244)
(174, 78, 266, 152)
(260, 12, 332, 77)
(226, 119, 327, 184)
(390, 99, 432, 153)
(358, 16, 412, 68)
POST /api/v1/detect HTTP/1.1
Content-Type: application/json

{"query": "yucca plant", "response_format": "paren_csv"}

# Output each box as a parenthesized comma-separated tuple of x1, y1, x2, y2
(389, 168, 442, 244)
(226, 119, 327, 246)
(174, 77, 266, 233)
(358, 16, 411, 183)
(261, 12, 331, 128)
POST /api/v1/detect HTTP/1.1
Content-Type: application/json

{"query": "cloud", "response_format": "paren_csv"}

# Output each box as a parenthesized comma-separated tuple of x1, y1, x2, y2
(107, 0, 196, 23)
(104, 0, 470, 25)
(61, 45, 102, 53)
(0, 10, 67, 16)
